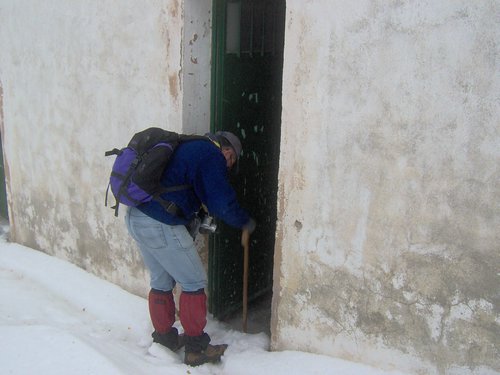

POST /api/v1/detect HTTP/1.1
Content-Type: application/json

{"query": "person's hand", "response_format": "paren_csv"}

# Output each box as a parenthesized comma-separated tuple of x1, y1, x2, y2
(241, 218, 256, 247)
(243, 218, 256, 234)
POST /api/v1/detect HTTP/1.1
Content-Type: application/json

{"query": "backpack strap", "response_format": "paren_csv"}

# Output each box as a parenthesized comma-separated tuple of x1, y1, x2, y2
(104, 182, 121, 217)
(203, 133, 223, 149)
(104, 181, 113, 210)
(156, 198, 184, 217)
(105, 148, 123, 157)
(157, 184, 192, 194)
(104, 148, 125, 216)
(153, 184, 192, 218)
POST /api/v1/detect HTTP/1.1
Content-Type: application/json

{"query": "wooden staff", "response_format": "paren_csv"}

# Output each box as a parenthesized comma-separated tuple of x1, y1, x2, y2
(241, 229, 250, 332)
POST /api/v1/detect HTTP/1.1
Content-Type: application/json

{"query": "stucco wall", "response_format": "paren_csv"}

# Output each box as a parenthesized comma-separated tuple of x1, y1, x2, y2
(0, 0, 200, 296)
(182, 0, 212, 134)
(273, 1, 499, 374)
(1, 1, 499, 374)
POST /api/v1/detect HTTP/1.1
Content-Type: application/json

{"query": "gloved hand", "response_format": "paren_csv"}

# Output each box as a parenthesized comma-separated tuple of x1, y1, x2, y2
(243, 218, 256, 234)
(241, 218, 255, 247)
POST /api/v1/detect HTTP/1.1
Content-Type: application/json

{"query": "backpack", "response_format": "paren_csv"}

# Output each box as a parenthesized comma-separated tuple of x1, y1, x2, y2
(105, 127, 207, 217)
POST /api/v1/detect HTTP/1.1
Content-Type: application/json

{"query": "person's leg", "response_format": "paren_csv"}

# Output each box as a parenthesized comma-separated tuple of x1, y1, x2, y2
(148, 224, 227, 365)
(148, 289, 183, 350)
(140, 224, 207, 341)
(126, 207, 176, 291)
(125, 208, 180, 350)
(147, 289, 175, 333)
(126, 208, 226, 364)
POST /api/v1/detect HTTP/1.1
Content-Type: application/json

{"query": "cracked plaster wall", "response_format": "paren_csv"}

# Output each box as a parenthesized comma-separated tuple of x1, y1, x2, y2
(272, 1, 499, 374)
(0, 0, 206, 296)
(1, 1, 499, 374)
(182, 0, 212, 135)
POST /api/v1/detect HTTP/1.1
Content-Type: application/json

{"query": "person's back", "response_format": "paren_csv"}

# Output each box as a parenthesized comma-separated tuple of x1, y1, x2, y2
(138, 139, 250, 228)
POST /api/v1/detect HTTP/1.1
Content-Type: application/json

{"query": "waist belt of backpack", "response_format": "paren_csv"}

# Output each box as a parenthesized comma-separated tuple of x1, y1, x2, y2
(154, 184, 191, 218)
(157, 198, 184, 217)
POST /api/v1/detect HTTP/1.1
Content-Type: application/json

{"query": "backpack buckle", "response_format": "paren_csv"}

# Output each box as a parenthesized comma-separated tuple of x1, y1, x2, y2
(130, 156, 140, 168)
(164, 201, 176, 212)
(160, 200, 182, 217)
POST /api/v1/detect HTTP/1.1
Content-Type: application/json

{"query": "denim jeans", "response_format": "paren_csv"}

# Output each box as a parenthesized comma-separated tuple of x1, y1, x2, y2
(125, 207, 207, 292)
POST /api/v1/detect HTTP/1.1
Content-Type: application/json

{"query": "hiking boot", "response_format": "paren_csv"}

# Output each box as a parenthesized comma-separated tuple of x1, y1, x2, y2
(152, 328, 186, 352)
(184, 343, 228, 367)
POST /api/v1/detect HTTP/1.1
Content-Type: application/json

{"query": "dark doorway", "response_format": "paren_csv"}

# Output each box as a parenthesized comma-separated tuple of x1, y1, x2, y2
(208, 0, 286, 332)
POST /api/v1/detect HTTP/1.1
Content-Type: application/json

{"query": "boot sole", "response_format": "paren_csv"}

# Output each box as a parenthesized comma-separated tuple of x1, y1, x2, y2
(184, 344, 228, 367)
(185, 355, 223, 367)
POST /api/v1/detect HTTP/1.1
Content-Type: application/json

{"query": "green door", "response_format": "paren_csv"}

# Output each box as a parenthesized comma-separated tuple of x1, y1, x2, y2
(209, 0, 285, 319)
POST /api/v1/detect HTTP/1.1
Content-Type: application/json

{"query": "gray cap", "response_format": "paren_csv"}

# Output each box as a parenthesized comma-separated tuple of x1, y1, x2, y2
(216, 131, 242, 159)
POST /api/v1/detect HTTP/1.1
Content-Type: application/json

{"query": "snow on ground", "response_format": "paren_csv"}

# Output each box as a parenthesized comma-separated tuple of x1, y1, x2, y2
(0, 225, 409, 375)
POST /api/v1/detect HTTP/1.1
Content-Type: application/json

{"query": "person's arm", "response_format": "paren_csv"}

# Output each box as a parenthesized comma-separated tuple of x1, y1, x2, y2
(194, 153, 255, 231)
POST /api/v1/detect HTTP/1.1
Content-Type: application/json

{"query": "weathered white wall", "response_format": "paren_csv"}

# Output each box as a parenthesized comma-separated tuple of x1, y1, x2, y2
(182, 0, 212, 135)
(1, 1, 499, 374)
(273, 1, 499, 374)
(0, 0, 196, 296)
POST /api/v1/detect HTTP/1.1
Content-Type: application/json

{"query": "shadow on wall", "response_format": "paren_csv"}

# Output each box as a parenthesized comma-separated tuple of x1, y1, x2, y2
(0, 82, 8, 221)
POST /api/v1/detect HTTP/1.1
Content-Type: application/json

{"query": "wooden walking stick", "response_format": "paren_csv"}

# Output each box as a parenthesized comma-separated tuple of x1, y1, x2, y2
(241, 228, 250, 332)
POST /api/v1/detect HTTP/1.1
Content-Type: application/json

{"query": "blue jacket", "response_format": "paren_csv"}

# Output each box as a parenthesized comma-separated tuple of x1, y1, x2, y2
(138, 139, 250, 228)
